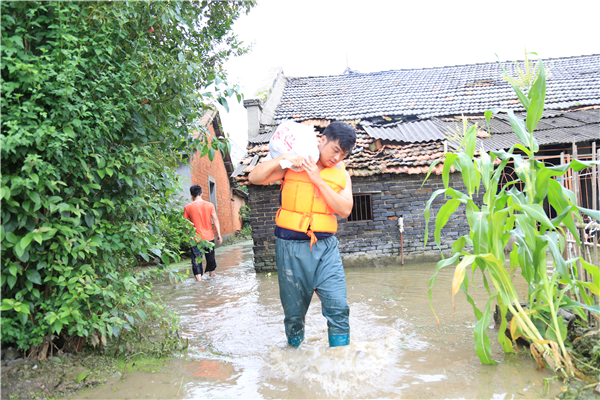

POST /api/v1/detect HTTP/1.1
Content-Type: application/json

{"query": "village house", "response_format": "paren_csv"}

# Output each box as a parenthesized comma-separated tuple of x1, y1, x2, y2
(232, 54, 600, 271)
(176, 107, 247, 244)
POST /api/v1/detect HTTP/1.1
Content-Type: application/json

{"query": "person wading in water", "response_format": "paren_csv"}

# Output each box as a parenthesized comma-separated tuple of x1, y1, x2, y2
(249, 121, 356, 347)
(184, 185, 223, 281)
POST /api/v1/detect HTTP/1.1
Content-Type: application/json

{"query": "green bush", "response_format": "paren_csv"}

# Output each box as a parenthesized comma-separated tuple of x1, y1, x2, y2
(1, 1, 254, 356)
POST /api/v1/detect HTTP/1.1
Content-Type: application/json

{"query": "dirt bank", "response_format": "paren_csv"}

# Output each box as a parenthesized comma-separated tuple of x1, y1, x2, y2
(1, 351, 118, 399)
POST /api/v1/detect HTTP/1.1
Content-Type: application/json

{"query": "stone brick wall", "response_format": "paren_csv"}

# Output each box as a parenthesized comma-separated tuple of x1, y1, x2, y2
(248, 184, 280, 271)
(248, 172, 477, 271)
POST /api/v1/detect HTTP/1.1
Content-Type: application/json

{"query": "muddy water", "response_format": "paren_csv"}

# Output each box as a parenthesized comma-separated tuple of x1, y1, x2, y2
(77, 241, 560, 399)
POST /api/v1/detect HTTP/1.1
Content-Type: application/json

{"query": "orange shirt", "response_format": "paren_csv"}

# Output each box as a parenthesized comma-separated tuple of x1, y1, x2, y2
(184, 200, 215, 241)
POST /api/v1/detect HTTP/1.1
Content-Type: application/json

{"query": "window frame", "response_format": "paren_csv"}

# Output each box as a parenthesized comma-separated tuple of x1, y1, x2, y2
(347, 193, 374, 222)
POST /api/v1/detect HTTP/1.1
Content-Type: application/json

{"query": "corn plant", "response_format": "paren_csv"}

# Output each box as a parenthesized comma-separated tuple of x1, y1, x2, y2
(423, 57, 600, 377)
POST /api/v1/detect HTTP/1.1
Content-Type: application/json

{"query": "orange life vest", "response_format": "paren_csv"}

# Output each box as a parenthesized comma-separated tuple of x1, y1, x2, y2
(275, 162, 346, 248)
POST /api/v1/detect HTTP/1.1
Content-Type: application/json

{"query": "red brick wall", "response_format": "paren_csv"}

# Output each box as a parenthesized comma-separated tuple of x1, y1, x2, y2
(189, 123, 236, 237)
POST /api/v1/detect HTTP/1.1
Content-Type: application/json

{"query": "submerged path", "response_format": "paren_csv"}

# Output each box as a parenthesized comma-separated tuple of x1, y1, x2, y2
(78, 240, 561, 399)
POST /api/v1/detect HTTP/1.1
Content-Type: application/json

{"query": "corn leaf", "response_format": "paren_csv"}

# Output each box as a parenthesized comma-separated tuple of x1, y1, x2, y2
(526, 59, 546, 134)
(539, 232, 573, 286)
(453, 255, 475, 297)
(435, 199, 461, 250)
(423, 188, 448, 246)
(428, 253, 462, 323)
(471, 212, 490, 254)
(442, 153, 458, 189)
(461, 280, 498, 364)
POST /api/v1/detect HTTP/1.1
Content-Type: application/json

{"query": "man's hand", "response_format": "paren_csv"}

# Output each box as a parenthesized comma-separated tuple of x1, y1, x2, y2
(217, 235, 223, 245)
(283, 154, 304, 169)
(302, 156, 324, 185)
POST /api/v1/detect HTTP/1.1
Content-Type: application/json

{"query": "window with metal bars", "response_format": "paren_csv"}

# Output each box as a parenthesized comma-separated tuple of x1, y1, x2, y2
(347, 194, 373, 222)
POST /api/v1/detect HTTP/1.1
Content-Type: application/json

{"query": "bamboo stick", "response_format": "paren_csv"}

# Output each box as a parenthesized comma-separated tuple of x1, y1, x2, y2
(596, 147, 599, 270)
(572, 143, 584, 290)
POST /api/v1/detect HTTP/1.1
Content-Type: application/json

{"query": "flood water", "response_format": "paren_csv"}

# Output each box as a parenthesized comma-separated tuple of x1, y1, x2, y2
(77, 241, 561, 399)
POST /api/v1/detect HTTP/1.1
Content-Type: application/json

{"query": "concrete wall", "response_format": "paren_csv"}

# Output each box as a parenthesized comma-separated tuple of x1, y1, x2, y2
(174, 161, 192, 203)
(231, 194, 246, 233)
(248, 173, 477, 271)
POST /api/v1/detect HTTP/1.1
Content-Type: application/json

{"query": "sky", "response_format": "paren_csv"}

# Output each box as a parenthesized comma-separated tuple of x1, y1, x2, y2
(216, 0, 600, 163)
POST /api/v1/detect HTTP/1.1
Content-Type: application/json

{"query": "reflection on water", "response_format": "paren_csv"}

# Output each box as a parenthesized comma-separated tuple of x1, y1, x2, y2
(77, 241, 561, 399)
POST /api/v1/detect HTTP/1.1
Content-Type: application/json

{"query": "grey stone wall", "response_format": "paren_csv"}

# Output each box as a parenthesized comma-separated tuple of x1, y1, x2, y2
(247, 184, 280, 272)
(248, 172, 477, 272)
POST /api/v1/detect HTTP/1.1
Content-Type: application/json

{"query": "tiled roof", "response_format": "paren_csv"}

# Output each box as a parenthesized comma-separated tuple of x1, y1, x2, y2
(232, 107, 599, 184)
(232, 132, 451, 185)
(471, 107, 600, 151)
(233, 55, 599, 183)
(274, 54, 600, 121)
(362, 120, 446, 142)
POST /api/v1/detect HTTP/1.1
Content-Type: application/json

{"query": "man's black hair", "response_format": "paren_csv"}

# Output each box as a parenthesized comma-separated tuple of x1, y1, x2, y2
(322, 121, 356, 154)
(190, 185, 202, 198)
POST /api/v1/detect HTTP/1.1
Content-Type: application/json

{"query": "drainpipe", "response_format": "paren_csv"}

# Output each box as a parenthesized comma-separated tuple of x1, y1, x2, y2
(398, 217, 404, 266)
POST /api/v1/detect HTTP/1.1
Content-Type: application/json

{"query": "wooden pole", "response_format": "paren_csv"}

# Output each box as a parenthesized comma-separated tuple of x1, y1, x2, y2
(593, 143, 598, 270)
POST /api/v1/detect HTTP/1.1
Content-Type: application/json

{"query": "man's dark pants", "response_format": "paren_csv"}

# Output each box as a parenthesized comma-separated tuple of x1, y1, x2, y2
(191, 240, 217, 276)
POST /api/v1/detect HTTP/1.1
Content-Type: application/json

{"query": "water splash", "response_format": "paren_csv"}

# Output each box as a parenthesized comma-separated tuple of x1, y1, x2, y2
(267, 326, 402, 397)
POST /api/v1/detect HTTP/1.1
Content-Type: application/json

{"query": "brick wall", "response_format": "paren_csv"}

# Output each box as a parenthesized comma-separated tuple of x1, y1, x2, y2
(248, 172, 477, 271)
(188, 123, 236, 240)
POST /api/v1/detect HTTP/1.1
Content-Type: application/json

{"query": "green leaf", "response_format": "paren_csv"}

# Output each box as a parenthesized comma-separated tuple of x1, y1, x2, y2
(465, 125, 477, 159)
(423, 157, 443, 185)
(160, 252, 170, 265)
(20, 234, 33, 250)
(136, 309, 147, 321)
(580, 259, 600, 295)
(25, 270, 42, 285)
(540, 232, 572, 286)
(578, 207, 600, 222)
(75, 373, 88, 383)
(14, 240, 25, 260)
(85, 213, 95, 228)
(520, 204, 553, 230)
(7, 275, 17, 289)
(456, 153, 478, 196)
(506, 110, 538, 152)
(471, 212, 489, 254)
(1, 186, 11, 200)
(423, 188, 447, 246)
(1, 299, 15, 311)
(428, 253, 461, 323)
(442, 153, 458, 189)
(512, 85, 530, 110)
(525, 59, 545, 134)
(434, 199, 460, 249)
(96, 156, 106, 169)
(471, 291, 498, 364)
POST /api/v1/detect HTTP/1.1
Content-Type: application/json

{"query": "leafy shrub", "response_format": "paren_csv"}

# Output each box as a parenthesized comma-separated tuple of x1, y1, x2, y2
(1, 1, 254, 355)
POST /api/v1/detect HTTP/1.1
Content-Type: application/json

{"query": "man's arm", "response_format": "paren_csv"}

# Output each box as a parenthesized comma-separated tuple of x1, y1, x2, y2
(248, 154, 303, 185)
(211, 208, 223, 244)
(302, 158, 353, 218)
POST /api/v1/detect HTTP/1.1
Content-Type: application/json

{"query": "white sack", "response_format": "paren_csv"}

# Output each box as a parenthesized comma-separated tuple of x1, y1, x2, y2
(263, 121, 320, 171)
